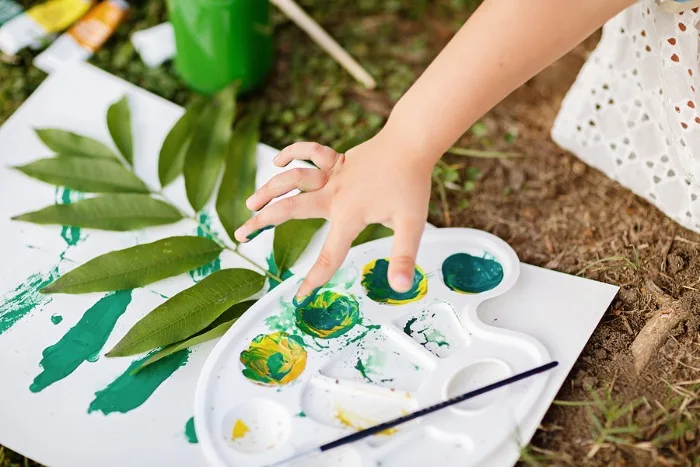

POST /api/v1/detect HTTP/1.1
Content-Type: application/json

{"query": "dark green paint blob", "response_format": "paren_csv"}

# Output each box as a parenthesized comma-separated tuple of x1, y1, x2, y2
(50, 314, 63, 325)
(0, 269, 56, 336)
(266, 253, 293, 291)
(441, 253, 504, 294)
(56, 188, 84, 246)
(295, 291, 360, 339)
(355, 358, 370, 382)
(188, 212, 222, 282)
(292, 286, 321, 309)
(185, 417, 198, 443)
(361, 259, 427, 304)
(30, 290, 133, 393)
(296, 411, 306, 418)
(247, 225, 273, 240)
(88, 349, 190, 415)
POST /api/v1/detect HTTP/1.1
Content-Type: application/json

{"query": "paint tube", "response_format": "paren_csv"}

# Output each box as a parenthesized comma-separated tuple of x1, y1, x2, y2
(0, 0, 93, 56)
(0, 0, 23, 26)
(34, 0, 128, 74)
(130, 22, 174, 69)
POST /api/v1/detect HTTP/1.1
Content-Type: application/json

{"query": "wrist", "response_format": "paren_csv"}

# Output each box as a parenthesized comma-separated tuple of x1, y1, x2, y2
(380, 102, 445, 170)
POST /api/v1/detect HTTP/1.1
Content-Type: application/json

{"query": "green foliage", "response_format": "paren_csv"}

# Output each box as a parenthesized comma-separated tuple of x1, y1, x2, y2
(184, 84, 238, 211)
(273, 219, 326, 273)
(352, 224, 393, 247)
(107, 268, 265, 356)
(106, 95, 134, 164)
(35, 128, 117, 159)
(158, 97, 208, 187)
(216, 110, 262, 242)
(12, 194, 183, 231)
(41, 236, 223, 294)
(14, 156, 149, 193)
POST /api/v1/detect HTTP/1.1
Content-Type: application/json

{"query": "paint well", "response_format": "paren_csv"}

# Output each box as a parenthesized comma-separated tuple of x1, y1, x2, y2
(185, 417, 198, 444)
(240, 332, 307, 386)
(295, 291, 360, 339)
(361, 259, 427, 305)
(88, 349, 190, 415)
(231, 419, 249, 439)
(30, 290, 133, 393)
(223, 399, 291, 453)
(441, 252, 504, 294)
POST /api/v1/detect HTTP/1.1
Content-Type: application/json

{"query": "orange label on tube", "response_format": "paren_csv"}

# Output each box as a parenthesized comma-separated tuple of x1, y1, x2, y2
(67, 0, 126, 52)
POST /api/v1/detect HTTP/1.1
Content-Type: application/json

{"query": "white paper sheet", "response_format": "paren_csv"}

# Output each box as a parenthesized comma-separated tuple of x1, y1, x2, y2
(0, 62, 618, 467)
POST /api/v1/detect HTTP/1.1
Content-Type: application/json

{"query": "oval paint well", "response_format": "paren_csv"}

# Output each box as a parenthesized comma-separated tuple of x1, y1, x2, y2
(361, 259, 427, 305)
(222, 399, 291, 453)
(441, 253, 504, 294)
(240, 332, 307, 386)
(295, 291, 360, 339)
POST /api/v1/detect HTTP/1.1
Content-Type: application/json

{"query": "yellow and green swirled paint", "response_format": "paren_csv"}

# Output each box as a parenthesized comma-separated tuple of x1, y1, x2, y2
(295, 291, 360, 339)
(361, 259, 428, 305)
(240, 332, 307, 386)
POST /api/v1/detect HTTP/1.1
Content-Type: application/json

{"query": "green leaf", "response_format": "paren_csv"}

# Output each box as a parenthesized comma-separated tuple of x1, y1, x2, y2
(107, 269, 264, 356)
(158, 97, 209, 187)
(352, 224, 393, 247)
(132, 300, 255, 373)
(184, 84, 238, 211)
(273, 219, 326, 273)
(107, 95, 134, 164)
(12, 194, 183, 231)
(41, 236, 223, 294)
(35, 129, 117, 159)
(14, 157, 149, 193)
(216, 110, 262, 242)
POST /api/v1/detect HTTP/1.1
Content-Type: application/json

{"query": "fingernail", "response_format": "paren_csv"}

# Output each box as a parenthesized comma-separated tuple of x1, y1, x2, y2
(273, 153, 281, 164)
(390, 272, 413, 293)
(293, 287, 320, 308)
(246, 225, 274, 241)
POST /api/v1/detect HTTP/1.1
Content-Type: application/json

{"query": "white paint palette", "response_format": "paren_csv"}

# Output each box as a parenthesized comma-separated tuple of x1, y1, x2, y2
(195, 228, 554, 467)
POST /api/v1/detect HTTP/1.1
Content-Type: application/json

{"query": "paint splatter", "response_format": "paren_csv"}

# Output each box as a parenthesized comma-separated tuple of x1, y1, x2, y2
(441, 252, 504, 294)
(361, 259, 428, 305)
(185, 417, 198, 444)
(295, 291, 360, 339)
(296, 411, 306, 418)
(266, 253, 293, 291)
(232, 419, 250, 439)
(50, 314, 62, 325)
(264, 299, 299, 336)
(0, 269, 57, 336)
(353, 347, 391, 384)
(403, 317, 449, 350)
(335, 407, 397, 436)
(325, 266, 359, 290)
(30, 290, 133, 393)
(188, 211, 222, 282)
(240, 332, 307, 386)
(88, 349, 190, 415)
(56, 188, 85, 247)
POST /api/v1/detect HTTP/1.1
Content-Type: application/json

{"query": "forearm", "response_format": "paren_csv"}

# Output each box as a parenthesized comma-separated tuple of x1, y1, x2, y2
(385, 0, 635, 161)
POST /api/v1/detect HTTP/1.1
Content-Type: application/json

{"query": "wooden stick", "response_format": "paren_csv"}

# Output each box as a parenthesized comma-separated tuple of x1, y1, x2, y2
(270, 0, 377, 89)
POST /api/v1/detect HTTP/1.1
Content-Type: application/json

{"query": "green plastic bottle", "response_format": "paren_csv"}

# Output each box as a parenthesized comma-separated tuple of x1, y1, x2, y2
(167, 0, 274, 94)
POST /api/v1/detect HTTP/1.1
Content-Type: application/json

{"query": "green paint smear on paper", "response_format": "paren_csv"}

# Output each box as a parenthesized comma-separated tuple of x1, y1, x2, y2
(441, 252, 503, 294)
(266, 253, 293, 291)
(188, 211, 221, 282)
(30, 290, 133, 393)
(403, 317, 449, 350)
(50, 314, 62, 325)
(295, 291, 360, 339)
(185, 417, 198, 443)
(361, 259, 427, 305)
(88, 349, 190, 415)
(0, 268, 57, 336)
(56, 188, 85, 247)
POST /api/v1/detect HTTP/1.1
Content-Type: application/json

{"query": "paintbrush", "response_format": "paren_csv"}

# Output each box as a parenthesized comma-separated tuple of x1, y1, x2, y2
(268, 360, 559, 466)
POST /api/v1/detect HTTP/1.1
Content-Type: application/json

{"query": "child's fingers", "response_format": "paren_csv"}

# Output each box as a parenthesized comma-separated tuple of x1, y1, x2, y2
(387, 217, 425, 293)
(234, 193, 327, 243)
(274, 142, 339, 170)
(295, 221, 363, 302)
(246, 168, 329, 211)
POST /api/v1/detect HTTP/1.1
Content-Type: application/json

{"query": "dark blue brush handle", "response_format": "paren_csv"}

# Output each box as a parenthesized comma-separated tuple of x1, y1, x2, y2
(321, 360, 559, 452)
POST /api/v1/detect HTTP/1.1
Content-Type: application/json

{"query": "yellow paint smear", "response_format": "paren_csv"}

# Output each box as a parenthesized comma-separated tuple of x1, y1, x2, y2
(335, 407, 398, 436)
(231, 419, 250, 440)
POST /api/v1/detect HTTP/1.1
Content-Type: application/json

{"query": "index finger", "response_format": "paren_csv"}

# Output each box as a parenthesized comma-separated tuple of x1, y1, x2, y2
(275, 142, 340, 170)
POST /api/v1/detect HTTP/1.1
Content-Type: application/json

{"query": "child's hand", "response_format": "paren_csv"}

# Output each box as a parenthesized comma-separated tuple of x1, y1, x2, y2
(234, 128, 433, 301)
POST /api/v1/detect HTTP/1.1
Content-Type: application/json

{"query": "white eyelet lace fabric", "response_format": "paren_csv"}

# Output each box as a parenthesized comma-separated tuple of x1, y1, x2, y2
(552, 0, 700, 232)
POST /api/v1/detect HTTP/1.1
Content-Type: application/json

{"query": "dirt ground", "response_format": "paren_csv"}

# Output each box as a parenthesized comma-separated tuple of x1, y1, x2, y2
(1, 1, 699, 466)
